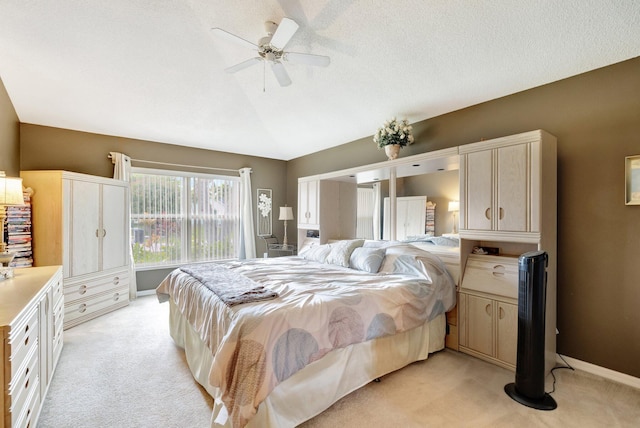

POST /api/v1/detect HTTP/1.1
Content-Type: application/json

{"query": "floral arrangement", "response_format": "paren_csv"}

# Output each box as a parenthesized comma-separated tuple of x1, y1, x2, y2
(258, 193, 272, 217)
(373, 117, 415, 148)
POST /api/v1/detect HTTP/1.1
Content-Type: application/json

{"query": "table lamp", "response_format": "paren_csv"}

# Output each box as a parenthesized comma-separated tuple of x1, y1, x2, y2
(279, 206, 294, 246)
(0, 172, 25, 272)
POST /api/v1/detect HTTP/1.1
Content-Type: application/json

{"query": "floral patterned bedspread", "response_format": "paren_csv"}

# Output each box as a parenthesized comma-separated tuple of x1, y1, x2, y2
(156, 250, 455, 427)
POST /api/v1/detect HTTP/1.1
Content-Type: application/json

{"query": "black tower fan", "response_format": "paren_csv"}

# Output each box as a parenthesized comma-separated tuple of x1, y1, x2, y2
(505, 250, 557, 410)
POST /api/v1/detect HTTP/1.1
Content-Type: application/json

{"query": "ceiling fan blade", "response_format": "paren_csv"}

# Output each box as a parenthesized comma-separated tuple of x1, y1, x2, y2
(283, 52, 330, 67)
(211, 28, 258, 51)
(270, 61, 292, 87)
(269, 18, 299, 51)
(225, 57, 262, 73)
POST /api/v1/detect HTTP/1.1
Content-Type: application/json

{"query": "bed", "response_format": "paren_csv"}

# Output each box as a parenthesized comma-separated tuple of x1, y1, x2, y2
(156, 240, 456, 427)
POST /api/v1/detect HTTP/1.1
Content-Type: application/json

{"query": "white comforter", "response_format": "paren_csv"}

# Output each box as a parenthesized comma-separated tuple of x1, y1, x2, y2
(157, 250, 455, 427)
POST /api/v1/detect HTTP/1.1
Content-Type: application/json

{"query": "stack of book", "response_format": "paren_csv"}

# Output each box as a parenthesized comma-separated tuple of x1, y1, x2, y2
(6, 191, 33, 268)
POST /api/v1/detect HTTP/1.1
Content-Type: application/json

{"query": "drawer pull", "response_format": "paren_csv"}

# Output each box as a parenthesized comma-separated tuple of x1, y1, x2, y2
(78, 303, 87, 313)
(25, 378, 29, 389)
(492, 265, 505, 276)
(499, 207, 504, 220)
(113, 292, 120, 301)
(79, 284, 88, 295)
(25, 336, 29, 346)
(113, 276, 120, 285)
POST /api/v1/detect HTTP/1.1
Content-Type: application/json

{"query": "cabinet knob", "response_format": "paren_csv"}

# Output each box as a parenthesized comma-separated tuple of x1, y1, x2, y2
(78, 303, 87, 313)
(485, 304, 491, 316)
(499, 207, 504, 220)
(113, 276, 120, 285)
(485, 208, 491, 220)
(79, 284, 88, 295)
(499, 307, 505, 319)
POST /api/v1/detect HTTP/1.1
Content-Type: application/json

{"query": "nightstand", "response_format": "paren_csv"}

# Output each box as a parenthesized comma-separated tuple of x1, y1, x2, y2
(268, 244, 297, 257)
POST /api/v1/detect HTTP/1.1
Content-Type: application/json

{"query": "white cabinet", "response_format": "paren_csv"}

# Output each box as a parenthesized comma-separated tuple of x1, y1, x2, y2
(21, 171, 130, 329)
(462, 145, 529, 232)
(459, 254, 519, 369)
(459, 129, 557, 376)
(383, 195, 427, 240)
(1, 266, 63, 428)
(297, 178, 356, 245)
(298, 178, 319, 228)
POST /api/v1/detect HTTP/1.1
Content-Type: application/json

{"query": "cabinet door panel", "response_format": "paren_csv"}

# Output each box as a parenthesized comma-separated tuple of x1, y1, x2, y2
(497, 144, 528, 231)
(497, 302, 518, 366)
(70, 180, 100, 276)
(467, 295, 493, 356)
(465, 150, 493, 230)
(102, 184, 128, 271)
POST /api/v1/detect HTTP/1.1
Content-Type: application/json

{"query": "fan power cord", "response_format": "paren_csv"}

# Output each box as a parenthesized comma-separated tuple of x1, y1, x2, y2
(548, 354, 575, 394)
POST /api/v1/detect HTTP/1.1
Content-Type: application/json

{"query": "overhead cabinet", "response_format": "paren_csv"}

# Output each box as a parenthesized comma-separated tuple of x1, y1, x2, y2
(21, 171, 130, 329)
(297, 178, 320, 229)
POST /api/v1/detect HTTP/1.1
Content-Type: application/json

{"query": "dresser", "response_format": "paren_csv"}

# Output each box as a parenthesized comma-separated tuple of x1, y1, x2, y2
(1, 266, 63, 428)
(20, 171, 130, 329)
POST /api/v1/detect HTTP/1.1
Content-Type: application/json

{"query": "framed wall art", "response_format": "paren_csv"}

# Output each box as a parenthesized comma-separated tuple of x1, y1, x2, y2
(625, 155, 640, 205)
(257, 188, 273, 236)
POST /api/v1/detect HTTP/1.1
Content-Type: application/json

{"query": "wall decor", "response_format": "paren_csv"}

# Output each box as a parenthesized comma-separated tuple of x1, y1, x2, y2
(625, 155, 640, 205)
(257, 188, 273, 236)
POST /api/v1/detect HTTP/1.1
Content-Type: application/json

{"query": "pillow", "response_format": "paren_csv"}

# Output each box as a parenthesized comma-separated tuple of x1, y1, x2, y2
(300, 244, 332, 263)
(298, 237, 320, 256)
(378, 244, 446, 279)
(349, 247, 386, 273)
(325, 239, 365, 268)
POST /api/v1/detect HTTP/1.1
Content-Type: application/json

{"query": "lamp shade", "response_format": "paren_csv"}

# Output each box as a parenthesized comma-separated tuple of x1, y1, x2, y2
(0, 174, 24, 206)
(448, 201, 459, 212)
(279, 206, 294, 221)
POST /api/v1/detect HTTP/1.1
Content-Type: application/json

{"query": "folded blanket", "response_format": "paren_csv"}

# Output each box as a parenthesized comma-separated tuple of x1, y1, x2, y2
(180, 262, 278, 306)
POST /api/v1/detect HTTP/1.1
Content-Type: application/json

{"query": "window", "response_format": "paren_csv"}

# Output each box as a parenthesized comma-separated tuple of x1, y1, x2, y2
(130, 168, 240, 268)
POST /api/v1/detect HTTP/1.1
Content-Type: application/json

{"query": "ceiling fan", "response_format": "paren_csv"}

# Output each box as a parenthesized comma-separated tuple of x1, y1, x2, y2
(212, 18, 330, 88)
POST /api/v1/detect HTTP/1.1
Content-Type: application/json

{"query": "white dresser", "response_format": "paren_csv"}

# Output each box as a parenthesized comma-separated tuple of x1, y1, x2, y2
(20, 171, 130, 329)
(1, 266, 63, 428)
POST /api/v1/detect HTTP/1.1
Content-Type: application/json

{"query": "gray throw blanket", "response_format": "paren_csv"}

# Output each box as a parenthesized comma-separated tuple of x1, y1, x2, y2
(180, 262, 278, 306)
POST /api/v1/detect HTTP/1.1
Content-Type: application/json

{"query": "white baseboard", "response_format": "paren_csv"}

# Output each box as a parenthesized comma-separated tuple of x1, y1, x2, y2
(136, 289, 156, 297)
(557, 354, 640, 390)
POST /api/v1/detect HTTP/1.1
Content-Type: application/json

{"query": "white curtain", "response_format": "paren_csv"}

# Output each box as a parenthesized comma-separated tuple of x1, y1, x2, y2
(239, 167, 256, 259)
(372, 182, 381, 240)
(110, 152, 137, 300)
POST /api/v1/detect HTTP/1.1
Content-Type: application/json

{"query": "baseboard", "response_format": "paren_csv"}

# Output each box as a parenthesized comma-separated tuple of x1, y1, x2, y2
(557, 354, 640, 390)
(136, 289, 156, 297)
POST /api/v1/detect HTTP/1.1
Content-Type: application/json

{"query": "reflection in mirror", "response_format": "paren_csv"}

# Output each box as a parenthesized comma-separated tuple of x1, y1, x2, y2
(356, 183, 382, 239)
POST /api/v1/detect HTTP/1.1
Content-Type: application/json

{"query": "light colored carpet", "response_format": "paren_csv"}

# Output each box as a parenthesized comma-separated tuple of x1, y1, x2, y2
(39, 295, 640, 427)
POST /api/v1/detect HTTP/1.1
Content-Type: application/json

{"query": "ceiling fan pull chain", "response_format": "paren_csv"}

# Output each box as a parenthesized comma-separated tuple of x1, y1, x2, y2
(263, 60, 266, 92)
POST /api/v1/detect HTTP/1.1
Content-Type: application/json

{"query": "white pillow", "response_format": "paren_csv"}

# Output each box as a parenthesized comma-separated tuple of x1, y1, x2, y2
(349, 247, 386, 273)
(325, 239, 365, 267)
(300, 244, 332, 263)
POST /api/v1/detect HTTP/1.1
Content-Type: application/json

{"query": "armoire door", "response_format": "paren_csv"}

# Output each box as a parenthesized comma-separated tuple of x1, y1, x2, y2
(70, 180, 100, 276)
(496, 144, 528, 232)
(102, 184, 128, 271)
(465, 150, 493, 231)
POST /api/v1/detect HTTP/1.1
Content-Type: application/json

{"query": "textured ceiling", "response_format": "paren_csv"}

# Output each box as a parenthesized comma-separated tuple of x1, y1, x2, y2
(1, 1, 639, 161)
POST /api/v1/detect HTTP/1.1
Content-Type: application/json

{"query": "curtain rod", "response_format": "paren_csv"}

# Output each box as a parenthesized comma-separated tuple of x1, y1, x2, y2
(107, 154, 243, 174)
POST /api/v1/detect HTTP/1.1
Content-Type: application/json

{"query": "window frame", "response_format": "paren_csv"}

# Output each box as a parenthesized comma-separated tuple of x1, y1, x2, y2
(131, 167, 241, 269)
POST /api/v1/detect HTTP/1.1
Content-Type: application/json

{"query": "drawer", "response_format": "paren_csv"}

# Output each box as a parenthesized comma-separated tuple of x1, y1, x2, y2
(65, 271, 129, 302)
(51, 272, 64, 307)
(461, 255, 519, 299)
(13, 376, 40, 428)
(9, 343, 39, 416)
(64, 285, 129, 325)
(8, 306, 39, 380)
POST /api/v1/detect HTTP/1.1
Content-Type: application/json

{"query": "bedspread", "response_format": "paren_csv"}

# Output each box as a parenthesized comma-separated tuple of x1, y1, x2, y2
(157, 254, 455, 427)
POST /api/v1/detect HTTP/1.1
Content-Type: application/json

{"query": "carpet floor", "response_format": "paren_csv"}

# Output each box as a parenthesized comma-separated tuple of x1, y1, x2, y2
(38, 295, 640, 427)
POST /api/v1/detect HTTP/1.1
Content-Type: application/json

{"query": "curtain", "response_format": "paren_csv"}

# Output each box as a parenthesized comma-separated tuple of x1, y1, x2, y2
(372, 182, 381, 240)
(110, 152, 137, 300)
(239, 167, 256, 259)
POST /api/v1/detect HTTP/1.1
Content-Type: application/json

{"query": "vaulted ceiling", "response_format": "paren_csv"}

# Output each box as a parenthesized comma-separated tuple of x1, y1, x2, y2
(1, 1, 639, 160)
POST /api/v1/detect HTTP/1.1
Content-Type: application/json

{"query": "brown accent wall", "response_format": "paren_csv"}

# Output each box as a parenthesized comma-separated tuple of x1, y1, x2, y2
(0, 76, 20, 175)
(19, 125, 288, 290)
(288, 57, 640, 377)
